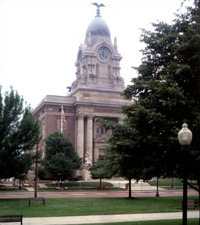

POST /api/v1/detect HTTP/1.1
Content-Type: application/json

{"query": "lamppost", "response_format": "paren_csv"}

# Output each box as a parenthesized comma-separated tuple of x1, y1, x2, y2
(178, 123, 193, 225)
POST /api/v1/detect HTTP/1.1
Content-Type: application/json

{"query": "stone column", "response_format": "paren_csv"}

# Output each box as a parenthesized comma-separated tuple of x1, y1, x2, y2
(77, 116, 84, 159)
(86, 116, 93, 162)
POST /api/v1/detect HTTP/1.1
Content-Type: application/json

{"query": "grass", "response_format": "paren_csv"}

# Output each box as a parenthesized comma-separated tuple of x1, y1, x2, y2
(45, 181, 113, 187)
(41, 181, 122, 191)
(148, 178, 183, 189)
(0, 186, 27, 191)
(72, 219, 198, 225)
(0, 181, 120, 192)
(1, 196, 198, 217)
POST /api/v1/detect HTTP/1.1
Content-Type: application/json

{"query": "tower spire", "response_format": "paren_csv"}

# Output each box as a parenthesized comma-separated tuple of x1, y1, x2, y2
(92, 3, 105, 17)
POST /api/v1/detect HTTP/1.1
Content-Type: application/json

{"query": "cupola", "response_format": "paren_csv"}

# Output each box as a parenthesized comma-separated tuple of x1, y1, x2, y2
(85, 3, 111, 44)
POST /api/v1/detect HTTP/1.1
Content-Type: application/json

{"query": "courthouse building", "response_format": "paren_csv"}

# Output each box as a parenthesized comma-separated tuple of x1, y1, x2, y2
(34, 5, 131, 178)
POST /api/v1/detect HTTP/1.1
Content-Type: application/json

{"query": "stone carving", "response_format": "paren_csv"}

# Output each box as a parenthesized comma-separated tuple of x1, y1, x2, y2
(92, 3, 105, 17)
(84, 151, 92, 167)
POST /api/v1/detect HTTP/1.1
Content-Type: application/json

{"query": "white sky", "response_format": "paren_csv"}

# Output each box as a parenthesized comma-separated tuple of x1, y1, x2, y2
(0, 0, 187, 108)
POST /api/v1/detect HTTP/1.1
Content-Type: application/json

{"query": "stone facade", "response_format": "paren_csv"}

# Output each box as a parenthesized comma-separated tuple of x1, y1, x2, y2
(34, 6, 131, 179)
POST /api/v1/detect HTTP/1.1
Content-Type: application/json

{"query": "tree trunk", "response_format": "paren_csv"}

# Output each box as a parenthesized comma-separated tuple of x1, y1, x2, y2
(128, 179, 132, 198)
(198, 178, 200, 225)
(18, 179, 22, 191)
(100, 178, 102, 189)
(155, 177, 160, 197)
(13, 178, 16, 188)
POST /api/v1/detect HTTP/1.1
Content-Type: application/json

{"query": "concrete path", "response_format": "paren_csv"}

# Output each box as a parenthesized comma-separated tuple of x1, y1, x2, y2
(4, 211, 197, 225)
(97, 179, 166, 191)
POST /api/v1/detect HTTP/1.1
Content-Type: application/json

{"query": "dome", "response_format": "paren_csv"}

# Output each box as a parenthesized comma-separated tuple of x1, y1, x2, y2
(86, 16, 110, 38)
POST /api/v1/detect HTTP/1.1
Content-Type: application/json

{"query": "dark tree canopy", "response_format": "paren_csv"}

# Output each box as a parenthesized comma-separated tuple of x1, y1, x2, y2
(42, 131, 81, 181)
(101, 1, 200, 183)
(124, 1, 200, 179)
(0, 88, 41, 179)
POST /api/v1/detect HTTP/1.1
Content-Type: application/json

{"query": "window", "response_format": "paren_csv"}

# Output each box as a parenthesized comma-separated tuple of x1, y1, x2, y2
(99, 149, 106, 160)
(96, 126, 108, 135)
(42, 120, 45, 139)
(96, 127, 100, 134)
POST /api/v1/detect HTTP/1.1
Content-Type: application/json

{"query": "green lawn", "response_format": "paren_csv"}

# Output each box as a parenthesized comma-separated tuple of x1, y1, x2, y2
(0, 184, 27, 191)
(42, 181, 122, 191)
(148, 178, 183, 189)
(45, 181, 113, 187)
(73, 219, 198, 225)
(1, 196, 198, 217)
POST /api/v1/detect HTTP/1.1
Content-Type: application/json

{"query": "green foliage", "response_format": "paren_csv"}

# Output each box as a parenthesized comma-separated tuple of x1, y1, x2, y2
(90, 158, 114, 188)
(123, 2, 200, 180)
(0, 87, 40, 179)
(101, 2, 200, 183)
(90, 159, 113, 180)
(99, 120, 149, 181)
(42, 131, 81, 181)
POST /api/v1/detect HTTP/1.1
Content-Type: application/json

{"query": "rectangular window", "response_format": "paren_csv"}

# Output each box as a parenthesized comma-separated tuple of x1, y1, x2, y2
(99, 149, 106, 160)
(96, 127, 100, 134)
(96, 126, 108, 135)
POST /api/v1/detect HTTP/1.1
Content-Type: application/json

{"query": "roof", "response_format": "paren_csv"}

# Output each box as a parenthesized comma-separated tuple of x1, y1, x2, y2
(85, 15, 110, 38)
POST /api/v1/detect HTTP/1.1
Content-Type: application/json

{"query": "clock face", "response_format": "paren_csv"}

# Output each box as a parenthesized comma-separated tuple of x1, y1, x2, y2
(98, 49, 109, 62)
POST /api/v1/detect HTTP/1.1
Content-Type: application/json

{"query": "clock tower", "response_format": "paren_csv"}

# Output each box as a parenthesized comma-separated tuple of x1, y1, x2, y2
(67, 4, 128, 175)
(70, 4, 124, 95)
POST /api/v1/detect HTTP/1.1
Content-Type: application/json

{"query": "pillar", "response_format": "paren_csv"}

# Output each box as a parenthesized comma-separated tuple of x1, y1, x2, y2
(86, 116, 93, 162)
(77, 116, 84, 159)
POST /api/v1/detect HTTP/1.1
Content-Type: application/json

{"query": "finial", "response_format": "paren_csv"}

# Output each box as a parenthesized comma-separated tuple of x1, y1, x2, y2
(92, 3, 105, 17)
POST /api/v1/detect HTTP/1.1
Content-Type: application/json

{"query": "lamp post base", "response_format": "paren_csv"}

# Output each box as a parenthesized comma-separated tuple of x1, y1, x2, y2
(182, 175, 187, 225)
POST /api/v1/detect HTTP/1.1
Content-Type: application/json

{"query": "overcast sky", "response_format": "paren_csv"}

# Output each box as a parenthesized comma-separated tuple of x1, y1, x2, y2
(0, 0, 187, 108)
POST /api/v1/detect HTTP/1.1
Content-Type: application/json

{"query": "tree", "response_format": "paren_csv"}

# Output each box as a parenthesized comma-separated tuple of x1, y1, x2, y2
(42, 131, 81, 182)
(90, 158, 113, 189)
(99, 120, 146, 198)
(99, 1, 200, 194)
(0, 87, 41, 179)
(122, 1, 200, 181)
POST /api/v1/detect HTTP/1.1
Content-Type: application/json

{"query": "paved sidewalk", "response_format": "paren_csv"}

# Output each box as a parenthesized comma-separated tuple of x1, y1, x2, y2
(13, 211, 198, 225)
